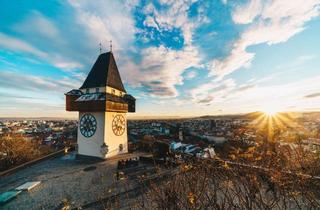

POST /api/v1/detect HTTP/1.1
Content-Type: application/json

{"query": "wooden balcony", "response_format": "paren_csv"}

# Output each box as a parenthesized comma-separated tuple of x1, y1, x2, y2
(65, 90, 136, 113)
(106, 101, 128, 112)
(66, 95, 128, 112)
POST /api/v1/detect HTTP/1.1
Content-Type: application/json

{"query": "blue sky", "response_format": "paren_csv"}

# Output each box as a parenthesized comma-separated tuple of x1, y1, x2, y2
(0, 0, 320, 118)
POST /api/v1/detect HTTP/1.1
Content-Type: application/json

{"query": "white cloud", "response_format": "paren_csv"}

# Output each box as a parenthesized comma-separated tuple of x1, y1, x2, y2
(232, 0, 262, 24)
(68, 0, 137, 52)
(185, 70, 197, 79)
(190, 78, 236, 104)
(0, 70, 81, 93)
(0, 31, 83, 71)
(227, 75, 320, 112)
(122, 45, 201, 97)
(210, 44, 254, 78)
(159, 0, 176, 5)
(1, 9, 87, 72)
(52, 61, 83, 70)
(221, 0, 228, 5)
(49, 55, 83, 70)
(144, 16, 159, 30)
(0, 32, 47, 58)
(186, 75, 320, 114)
(122, 0, 209, 97)
(12, 11, 60, 40)
(210, 0, 320, 78)
(144, 0, 200, 45)
(143, 3, 155, 14)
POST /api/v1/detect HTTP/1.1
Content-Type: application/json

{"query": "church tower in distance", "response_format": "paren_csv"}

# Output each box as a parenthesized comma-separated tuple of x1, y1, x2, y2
(65, 51, 136, 159)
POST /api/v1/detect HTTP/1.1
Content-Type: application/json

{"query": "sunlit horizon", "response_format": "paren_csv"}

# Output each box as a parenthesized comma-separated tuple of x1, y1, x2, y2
(0, 109, 318, 120)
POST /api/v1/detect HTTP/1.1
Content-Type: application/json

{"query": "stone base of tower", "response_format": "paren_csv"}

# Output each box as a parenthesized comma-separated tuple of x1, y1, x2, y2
(77, 112, 128, 159)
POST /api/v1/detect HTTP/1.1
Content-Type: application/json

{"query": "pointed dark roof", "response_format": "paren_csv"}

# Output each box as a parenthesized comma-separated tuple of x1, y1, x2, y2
(80, 52, 126, 92)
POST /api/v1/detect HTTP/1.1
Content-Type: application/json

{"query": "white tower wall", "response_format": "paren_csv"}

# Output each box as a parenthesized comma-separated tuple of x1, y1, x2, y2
(77, 111, 128, 159)
(104, 112, 128, 158)
(78, 112, 106, 158)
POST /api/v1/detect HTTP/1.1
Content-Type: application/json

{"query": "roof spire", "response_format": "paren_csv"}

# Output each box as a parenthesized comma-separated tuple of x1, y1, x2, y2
(80, 50, 126, 92)
(109, 40, 112, 52)
(99, 42, 102, 54)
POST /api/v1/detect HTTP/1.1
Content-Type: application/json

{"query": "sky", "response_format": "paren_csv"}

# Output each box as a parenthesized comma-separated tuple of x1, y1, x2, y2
(0, 0, 320, 118)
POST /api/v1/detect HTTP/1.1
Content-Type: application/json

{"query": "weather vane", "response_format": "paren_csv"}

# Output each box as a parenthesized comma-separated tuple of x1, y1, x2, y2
(109, 40, 112, 52)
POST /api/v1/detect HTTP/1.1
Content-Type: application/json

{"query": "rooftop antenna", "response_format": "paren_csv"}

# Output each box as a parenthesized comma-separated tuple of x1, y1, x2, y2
(109, 40, 113, 52)
(99, 42, 102, 54)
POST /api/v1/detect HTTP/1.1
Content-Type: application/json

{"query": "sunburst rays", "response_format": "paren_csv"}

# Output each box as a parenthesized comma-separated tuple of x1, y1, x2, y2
(252, 111, 295, 142)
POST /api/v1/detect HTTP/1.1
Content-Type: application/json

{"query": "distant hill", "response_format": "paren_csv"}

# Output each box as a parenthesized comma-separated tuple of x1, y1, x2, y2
(194, 111, 320, 121)
(242, 111, 319, 120)
(242, 111, 264, 120)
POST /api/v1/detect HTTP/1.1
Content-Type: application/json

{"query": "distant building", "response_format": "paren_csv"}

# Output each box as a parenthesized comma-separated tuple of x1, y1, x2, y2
(205, 135, 226, 144)
(210, 120, 216, 130)
(179, 128, 183, 141)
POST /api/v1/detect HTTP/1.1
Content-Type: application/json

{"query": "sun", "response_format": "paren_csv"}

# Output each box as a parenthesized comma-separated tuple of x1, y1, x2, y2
(260, 105, 282, 117)
(263, 108, 279, 117)
(252, 104, 294, 141)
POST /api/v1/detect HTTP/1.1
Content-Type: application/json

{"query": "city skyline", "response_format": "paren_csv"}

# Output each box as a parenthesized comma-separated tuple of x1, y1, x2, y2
(0, 0, 320, 118)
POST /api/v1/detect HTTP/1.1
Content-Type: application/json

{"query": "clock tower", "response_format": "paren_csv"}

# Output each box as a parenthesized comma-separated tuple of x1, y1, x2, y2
(65, 51, 135, 159)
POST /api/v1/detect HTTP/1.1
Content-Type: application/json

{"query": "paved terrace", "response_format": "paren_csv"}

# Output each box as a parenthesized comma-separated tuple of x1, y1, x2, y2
(0, 152, 158, 210)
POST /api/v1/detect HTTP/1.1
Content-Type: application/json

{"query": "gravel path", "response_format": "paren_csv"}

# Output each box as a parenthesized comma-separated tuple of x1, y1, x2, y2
(0, 152, 151, 210)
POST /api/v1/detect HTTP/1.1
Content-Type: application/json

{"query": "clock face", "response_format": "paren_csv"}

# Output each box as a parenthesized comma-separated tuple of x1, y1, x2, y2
(79, 114, 97, 138)
(112, 114, 125, 136)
